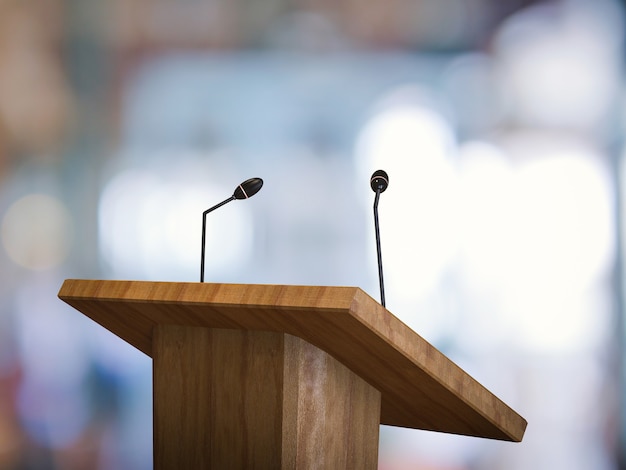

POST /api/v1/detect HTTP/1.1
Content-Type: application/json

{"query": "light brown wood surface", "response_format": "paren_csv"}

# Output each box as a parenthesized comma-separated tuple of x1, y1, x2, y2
(58, 279, 527, 442)
(152, 326, 380, 469)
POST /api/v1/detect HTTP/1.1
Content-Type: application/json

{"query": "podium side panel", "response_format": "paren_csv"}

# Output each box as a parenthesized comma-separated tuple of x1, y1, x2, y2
(153, 326, 285, 469)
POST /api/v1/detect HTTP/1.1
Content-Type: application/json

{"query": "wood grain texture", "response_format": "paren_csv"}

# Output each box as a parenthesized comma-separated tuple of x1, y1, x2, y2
(152, 326, 380, 469)
(283, 334, 381, 469)
(58, 279, 527, 442)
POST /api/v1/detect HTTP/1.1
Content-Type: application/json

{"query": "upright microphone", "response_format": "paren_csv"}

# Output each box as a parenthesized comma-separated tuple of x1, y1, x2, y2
(200, 177, 263, 282)
(370, 170, 389, 307)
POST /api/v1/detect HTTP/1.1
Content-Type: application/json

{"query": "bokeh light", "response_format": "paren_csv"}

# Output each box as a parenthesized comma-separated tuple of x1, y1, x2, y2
(457, 139, 615, 354)
(493, 0, 622, 130)
(1, 194, 73, 271)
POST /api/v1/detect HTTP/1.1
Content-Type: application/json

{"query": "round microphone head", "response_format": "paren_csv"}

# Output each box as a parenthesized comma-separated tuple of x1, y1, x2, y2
(370, 170, 389, 193)
(233, 177, 264, 200)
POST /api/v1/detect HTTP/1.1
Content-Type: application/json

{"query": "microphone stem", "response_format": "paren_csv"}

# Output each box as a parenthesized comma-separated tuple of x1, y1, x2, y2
(201, 196, 235, 282)
(373, 189, 386, 307)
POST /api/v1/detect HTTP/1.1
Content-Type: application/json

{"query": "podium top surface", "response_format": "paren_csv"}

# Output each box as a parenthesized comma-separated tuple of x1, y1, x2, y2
(58, 279, 526, 442)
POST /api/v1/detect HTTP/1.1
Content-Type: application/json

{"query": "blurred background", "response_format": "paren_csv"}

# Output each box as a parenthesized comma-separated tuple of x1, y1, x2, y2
(0, 0, 624, 468)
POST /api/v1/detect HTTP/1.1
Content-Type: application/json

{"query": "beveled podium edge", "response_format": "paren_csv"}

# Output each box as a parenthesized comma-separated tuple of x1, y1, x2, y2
(59, 279, 359, 310)
(349, 288, 527, 442)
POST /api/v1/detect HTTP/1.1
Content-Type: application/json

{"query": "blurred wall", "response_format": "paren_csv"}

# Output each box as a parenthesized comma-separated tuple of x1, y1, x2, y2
(0, 0, 624, 469)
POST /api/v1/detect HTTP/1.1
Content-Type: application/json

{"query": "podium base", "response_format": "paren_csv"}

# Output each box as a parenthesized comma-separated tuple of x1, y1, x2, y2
(153, 326, 381, 469)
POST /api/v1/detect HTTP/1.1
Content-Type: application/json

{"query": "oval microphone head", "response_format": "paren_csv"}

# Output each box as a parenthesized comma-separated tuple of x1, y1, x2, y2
(370, 170, 389, 193)
(233, 177, 264, 200)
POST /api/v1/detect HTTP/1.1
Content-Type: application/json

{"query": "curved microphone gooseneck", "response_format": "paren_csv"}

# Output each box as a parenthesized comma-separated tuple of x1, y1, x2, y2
(370, 170, 389, 307)
(200, 177, 263, 282)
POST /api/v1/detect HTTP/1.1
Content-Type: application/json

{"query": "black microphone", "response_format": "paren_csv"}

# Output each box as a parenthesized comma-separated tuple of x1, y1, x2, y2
(370, 170, 388, 307)
(200, 177, 263, 282)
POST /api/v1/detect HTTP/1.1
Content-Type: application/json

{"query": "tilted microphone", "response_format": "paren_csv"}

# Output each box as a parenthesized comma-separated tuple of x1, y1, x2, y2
(200, 177, 263, 282)
(370, 170, 389, 307)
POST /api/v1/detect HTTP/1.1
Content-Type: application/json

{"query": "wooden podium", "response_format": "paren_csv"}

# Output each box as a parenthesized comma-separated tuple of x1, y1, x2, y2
(58, 280, 526, 469)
